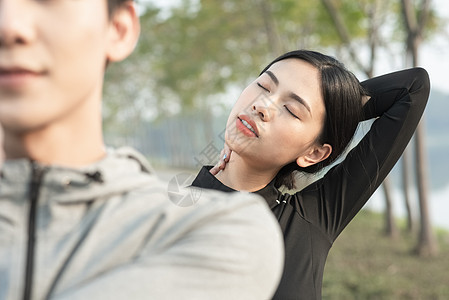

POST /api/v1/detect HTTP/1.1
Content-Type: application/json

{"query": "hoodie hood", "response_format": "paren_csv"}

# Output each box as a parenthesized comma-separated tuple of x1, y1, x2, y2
(0, 147, 163, 204)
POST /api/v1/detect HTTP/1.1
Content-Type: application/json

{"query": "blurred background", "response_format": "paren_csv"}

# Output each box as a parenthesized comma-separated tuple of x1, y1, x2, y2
(103, 0, 449, 298)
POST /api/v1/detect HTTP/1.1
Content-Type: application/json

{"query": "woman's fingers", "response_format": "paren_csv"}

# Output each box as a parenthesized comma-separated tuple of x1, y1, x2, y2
(223, 143, 231, 163)
(209, 163, 222, 175)
(209, 145, 232, 175)
(209, 149, 226, 175)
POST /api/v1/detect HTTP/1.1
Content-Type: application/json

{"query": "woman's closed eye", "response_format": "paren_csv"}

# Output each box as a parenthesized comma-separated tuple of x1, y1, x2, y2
(257, 82, 270, 93)
(284, 105, 300, 119)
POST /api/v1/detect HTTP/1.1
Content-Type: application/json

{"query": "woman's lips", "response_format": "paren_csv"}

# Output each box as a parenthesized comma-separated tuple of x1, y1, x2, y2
(237, 115, 259, 137)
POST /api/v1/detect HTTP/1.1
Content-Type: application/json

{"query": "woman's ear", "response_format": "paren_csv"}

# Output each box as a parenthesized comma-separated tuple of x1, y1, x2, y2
(106, 1, 140, 63)
(296, 144, 332, 168)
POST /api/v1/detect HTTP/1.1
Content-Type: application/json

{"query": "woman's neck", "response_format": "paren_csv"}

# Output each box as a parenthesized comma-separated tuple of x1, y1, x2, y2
(215, 152, 279, 192)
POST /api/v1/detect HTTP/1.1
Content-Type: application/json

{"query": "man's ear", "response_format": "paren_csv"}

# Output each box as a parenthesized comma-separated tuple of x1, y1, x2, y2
(296, 144, 332, 168)
(106, 1, 140, 63)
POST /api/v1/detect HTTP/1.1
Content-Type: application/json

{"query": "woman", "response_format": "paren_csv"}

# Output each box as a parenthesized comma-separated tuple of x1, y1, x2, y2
(191, 50, 430, 299)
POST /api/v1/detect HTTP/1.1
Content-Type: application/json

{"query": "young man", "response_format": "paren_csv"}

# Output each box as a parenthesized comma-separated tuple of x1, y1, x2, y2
(0, 1, 284, 299)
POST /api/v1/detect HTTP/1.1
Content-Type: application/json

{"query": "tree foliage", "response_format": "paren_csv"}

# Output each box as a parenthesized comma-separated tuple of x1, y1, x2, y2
(102, 0, 443, 154)
(104, 0, 390, 124)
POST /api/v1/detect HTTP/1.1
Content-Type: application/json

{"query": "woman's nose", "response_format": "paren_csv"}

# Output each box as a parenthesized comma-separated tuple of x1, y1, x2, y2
(252, 103, 271, 122)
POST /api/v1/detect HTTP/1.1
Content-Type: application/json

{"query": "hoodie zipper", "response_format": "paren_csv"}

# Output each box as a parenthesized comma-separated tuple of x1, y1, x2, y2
(23, 162, 46, 300)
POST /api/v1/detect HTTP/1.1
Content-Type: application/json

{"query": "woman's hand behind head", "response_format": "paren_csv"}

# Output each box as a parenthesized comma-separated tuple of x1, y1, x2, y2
(362, 95, 371, 106)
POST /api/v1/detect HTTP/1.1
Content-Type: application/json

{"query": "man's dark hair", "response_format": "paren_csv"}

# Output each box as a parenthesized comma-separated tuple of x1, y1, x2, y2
(107, 0, 133, 16)
(259, 50, 367, 189)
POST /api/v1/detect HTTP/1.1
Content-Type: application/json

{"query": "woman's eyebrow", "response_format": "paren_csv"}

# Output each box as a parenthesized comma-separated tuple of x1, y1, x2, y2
(290, 93, 311, 115)
(265, 71, 279, 85)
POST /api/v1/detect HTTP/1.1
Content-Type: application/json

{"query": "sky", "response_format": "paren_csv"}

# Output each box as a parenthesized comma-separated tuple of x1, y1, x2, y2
(421, 33, 449, 94)
(413, 0, 449, 93)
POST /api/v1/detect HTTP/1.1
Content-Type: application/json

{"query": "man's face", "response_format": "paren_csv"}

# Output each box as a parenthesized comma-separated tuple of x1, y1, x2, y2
(0, 0, 113, 132)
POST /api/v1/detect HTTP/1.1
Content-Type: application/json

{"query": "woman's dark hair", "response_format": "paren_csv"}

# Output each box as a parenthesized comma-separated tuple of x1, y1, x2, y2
(260, 50, 367, 189)
(107, 0, 132, 16)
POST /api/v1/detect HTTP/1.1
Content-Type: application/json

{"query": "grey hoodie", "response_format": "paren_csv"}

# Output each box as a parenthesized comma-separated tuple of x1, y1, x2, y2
(0, 148, 283, 300)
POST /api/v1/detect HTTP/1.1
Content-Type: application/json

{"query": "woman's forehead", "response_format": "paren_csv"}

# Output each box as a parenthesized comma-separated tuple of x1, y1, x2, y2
(266, 59, 321, 94)
(268, 58, 318, 74)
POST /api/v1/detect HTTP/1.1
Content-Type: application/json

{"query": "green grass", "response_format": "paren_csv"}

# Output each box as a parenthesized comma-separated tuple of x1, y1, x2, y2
(323, 210, 449, 300)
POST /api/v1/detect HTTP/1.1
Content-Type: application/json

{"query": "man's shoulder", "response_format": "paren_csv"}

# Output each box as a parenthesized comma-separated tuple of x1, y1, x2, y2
(31, 147, 284, 299)
(123, 177, 285, 299)
(110, 147, 272, 217)
(127, 169, 276, 227)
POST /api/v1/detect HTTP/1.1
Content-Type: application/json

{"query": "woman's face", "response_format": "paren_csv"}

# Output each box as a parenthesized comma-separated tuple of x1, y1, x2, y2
(225, 58, 331, 171)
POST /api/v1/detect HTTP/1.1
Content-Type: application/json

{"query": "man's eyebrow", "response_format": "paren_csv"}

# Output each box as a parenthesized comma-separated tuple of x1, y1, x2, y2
(265, 71, 279, 85)
(290, 93, 311, 115)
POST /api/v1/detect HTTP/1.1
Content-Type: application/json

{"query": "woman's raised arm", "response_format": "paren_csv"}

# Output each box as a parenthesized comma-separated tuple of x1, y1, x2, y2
(299, 67, 430, 240)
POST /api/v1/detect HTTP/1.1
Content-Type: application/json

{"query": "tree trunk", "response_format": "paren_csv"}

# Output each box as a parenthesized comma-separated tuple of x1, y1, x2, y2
(401, 147, 415, 232)
(259, 0, 283, 56)
(382, 176, 398, 238)
(401, 0, 438, 256)
(320, 0, 369, 74)
(414, 122, 438, 256)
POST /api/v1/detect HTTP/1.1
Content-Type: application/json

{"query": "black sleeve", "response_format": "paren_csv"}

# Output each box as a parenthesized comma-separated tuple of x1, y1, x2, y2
(298, 67, 430, 241)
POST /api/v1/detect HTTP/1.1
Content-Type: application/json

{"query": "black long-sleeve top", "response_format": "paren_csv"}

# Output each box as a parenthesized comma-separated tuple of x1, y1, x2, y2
(191, 68, 430, 299)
